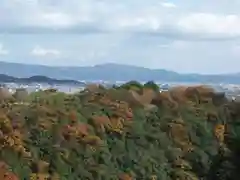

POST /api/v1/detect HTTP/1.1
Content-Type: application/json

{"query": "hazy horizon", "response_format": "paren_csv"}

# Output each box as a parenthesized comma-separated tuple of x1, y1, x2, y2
(1, 0, 240, 74)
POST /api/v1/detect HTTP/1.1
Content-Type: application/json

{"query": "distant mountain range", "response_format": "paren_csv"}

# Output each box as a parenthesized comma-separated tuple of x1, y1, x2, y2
(0, 61, 239, 84)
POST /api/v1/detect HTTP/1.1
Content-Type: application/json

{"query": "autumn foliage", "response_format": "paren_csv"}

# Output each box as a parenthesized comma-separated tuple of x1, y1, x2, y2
(0, 81, 239, 179)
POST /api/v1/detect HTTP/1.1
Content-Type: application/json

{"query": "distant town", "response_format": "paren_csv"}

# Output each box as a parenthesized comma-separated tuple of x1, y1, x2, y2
(1, 81, 240, 101)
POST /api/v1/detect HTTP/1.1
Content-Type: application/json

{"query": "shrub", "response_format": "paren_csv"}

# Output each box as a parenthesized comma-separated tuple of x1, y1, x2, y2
(143, 81, 160, 92)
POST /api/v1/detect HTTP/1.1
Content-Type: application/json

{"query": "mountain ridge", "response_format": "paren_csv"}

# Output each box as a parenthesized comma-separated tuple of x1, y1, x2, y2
(0, 74, 84, 85)
(0, 61, 239, 83)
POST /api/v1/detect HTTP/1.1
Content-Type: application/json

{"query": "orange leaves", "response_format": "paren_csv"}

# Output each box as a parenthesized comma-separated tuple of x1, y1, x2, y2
(0, 162, 19, 180)
(92, 115, 110, 125)
(99, 96, 112, 106)
(90, 97, 133, 134)
(68, 111, 78, 124)
(168, 122, 193, 153)
(0, 129, 31, 158)
(184, 86, 215, 104)
(0, 162, 8, 179)
(107, 99, 134, 122)
(119, 173, 133, 180)
(152, 91, 179, 112)
(76, 123, 89, 136)
(125, 108, 133, 120)
(91, 115, 111, 133)
(2, 172, 19, 180)
(167, 85, 215, 105)
(169, 86, 187, 102)
(214, 124, 225, 143)
(62, 122, 90, 141)
(0, 115, 12, 134)
(141, 88, 157, 103)
(115, 105, 133, 121)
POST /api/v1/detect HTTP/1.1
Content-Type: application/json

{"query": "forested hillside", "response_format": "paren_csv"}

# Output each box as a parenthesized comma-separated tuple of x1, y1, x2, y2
(0, 81, 239, 180)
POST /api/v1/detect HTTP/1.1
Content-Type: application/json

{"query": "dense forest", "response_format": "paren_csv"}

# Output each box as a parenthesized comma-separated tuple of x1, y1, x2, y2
(0, 81, 240, 180)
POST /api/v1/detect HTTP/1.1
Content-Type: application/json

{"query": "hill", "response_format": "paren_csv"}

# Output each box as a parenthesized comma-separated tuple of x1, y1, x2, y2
(0, 61, 239, 83)
(0, 74, 84, 85)
(0, 81, 239, 179)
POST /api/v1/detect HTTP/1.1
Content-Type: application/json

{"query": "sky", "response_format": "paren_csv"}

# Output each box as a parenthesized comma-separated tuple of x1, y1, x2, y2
(0, 0, 240, 74)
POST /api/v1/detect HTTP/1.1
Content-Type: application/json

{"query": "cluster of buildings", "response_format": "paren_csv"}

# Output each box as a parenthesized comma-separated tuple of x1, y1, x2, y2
(1, 81, 240, 100)
(0, 83, 85, 94)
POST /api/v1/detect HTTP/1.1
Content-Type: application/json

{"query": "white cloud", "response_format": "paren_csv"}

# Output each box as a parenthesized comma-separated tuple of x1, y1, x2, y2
(0, 44, 9, 55)
(0, 0, 168, 33)
(160, 2, 177, 8)
(1, 0, 240, 40)
(109, 16, 162, 32)
(31, 46, 60, 57)
(177, 13, 240, 37)
(31, 12, 77, 28)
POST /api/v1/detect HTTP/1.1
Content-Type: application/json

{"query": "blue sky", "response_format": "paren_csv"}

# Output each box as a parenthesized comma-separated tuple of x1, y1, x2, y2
(0, 0, 240, 74)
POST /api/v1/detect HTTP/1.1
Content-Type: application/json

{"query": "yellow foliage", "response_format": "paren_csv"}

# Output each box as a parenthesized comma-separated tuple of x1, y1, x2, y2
(214, 124, 225, 143)
(30, 173, 49, 180)
(37, 173, 49, 180)
(173, 159, 192, 170)
(60, 150, 69, 160)
(21, 149, 31, 158)
(3, 136, 15, 147)
(109, 117, 124, 133)
(30, 173, 38, 180)
(151, 175, 157, 180)
(89, 146, 96, 153)
(0, 115, 12, 133)
(12, 130, 22, 139)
